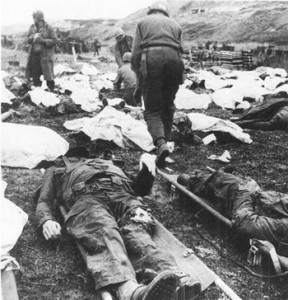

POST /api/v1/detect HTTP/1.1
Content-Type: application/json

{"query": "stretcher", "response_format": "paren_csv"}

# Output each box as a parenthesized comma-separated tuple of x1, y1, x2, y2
(157, 169, 232, 228)
(59, 200, 242, 300)
(1, 269, 19, 300)
(156, 169, 243, 300)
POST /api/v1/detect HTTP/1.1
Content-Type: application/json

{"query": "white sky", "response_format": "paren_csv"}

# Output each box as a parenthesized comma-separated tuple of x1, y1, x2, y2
(1, 0, 287, 26)
(0, 0, 156, 25)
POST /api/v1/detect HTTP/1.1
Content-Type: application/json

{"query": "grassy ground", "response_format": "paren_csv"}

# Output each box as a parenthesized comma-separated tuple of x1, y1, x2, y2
(1, 48, 288, 300)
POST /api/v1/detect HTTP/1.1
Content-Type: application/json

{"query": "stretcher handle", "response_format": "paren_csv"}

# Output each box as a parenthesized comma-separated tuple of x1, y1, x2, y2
(157, 169, 233, 228)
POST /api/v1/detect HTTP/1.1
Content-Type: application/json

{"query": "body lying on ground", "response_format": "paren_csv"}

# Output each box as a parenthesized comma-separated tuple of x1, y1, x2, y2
(178, 170, 288, 248)
(35, 152, 201, 300)
(235, 97, 288, 130)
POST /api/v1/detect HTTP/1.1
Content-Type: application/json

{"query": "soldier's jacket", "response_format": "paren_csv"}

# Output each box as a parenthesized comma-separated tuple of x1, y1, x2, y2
(131, 13, 182, 75)
(115, 35, 133, 67)
(114, 63, 137, 89)
(184, 170, 288, 245)
(36, 157, 153, 227)
(26, 21, 57, 81)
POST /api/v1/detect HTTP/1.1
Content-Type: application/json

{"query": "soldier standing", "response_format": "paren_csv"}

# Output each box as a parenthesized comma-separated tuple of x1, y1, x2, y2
(131, 1, 184, 168)
(25, 10, 57, 91)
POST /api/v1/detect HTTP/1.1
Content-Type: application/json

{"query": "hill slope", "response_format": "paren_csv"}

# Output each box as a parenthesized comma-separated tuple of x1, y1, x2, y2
(2, 1, 288, 46)
(97, 0, 288, 46)
(174, 1, 288, 45)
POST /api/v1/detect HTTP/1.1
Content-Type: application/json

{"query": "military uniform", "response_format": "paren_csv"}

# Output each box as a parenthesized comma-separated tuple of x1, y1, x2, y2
(181, 170, 288, 245)
(131, 13, 184, 145)
(26, 21, 57, 89)
(93, 38, 101, 56)
(114, 63, 138, 106)
(36, 157, 177, 291)
(115, 35, 133, 68)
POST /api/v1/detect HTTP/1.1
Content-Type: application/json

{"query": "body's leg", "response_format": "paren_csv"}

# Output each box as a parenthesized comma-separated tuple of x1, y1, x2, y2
(121, 212, 177, 272)
(115, 197, 201, 299)
(66, 194, 180, 300)
(65, 197, 136, 291)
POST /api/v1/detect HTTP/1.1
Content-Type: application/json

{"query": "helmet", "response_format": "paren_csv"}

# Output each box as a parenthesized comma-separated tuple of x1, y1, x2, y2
(148, 1, 169, 17)
(32, 10, 44, 20)
(122, 52, 131, 62)
(114, 28, 124, 39)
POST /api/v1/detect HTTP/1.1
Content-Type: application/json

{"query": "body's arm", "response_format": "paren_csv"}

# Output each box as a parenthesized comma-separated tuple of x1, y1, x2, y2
(132, 154, 156, 197)
(36, 167, 61, 240)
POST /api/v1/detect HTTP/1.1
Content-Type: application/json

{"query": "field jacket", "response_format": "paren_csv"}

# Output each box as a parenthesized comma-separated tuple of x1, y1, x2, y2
(26, 22, 57, 81)
(115, 35, 133, 67)
(114, 63, 137, 89)
(131, 13, 182, 75)
(36, 157, 153, 227)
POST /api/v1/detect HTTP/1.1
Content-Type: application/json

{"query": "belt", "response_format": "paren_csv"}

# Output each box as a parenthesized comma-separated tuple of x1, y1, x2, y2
(147, 46, 174, 49)
(142, 44, 181, 51)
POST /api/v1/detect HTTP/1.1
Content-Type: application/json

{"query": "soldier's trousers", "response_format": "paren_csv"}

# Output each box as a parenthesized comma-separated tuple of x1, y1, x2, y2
(65, 191, 177, 291)
(29, 54, 55, 90)
(140, 47, 183, 144)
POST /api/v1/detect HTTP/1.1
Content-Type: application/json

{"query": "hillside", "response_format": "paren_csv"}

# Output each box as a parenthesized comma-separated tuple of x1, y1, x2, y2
(64, 0, 288, 46)
(175, 1, 288, 46)
(2, 1, 288, 47)
(62, 1, 288, 48)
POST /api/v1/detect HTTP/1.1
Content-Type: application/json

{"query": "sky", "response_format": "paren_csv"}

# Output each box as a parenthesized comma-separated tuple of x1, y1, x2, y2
(0, 0, 156, 25)
(1, 0, 287, 26)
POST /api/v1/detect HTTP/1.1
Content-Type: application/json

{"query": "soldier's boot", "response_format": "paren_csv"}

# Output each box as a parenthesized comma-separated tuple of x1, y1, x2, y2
(175, 272, 201, 300)
(117, 270, 179, 300)
(131, 270, 179, 300)
(156, 143, 170, 169)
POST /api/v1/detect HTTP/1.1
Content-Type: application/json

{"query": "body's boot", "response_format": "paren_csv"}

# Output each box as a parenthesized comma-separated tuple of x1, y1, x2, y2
(175, 272, 201, 300)
(117, 270, 179, 300)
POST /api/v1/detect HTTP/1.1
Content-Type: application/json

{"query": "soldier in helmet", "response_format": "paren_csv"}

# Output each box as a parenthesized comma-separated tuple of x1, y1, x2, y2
(26, 10, 58, 91)
(131, 1, 184, 168)
(114, 52, 140, 106)
(93, 38, 101, 56)
(114, 28, 133, 68)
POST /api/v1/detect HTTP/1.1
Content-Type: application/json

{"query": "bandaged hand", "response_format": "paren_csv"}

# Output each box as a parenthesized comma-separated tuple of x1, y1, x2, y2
(42, 220, 61, 240)
(139, 153, 157, 176)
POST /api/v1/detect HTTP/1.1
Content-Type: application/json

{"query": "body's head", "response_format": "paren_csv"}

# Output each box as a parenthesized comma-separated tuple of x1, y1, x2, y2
(147, 1, 169, 17)
(114, 28, 125, 42)
(122, 52, 131, 63)
(32, 10, 44, 26)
